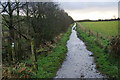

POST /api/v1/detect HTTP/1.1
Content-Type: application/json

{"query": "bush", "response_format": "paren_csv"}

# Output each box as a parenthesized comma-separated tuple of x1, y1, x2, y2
(109, 35, 120, 58)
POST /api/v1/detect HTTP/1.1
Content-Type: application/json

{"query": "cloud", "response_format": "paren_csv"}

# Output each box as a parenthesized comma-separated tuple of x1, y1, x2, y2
(54, 0, 119, 2)
(67, 10, 118, 20)
(59, 2, 118, 10)
(59, 2, 118, 20)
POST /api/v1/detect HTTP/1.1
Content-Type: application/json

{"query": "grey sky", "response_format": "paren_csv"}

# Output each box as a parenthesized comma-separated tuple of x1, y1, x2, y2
(59, 2, 117, 10)
(59, 2, 118, 20)
(1, 0, 119, 20)
(55, 0, 119, 2)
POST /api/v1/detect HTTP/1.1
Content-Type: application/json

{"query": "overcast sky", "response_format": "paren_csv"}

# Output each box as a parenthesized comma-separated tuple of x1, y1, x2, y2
(1, 0, 119, 20)
(58, 0, 119, 20)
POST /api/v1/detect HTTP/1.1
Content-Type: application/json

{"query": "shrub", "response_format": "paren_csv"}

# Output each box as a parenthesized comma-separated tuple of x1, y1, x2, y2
(109, 35, 120, 58)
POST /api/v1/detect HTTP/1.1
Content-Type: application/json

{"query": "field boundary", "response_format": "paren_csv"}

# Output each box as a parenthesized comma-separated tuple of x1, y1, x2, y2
(76, 22, 110, 49)
(76, 24, 119, 79)
(77, 22, 112, 40)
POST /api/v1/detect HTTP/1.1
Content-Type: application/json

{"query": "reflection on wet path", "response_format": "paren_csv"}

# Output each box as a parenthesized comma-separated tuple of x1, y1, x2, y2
(55, 23, 105, 78)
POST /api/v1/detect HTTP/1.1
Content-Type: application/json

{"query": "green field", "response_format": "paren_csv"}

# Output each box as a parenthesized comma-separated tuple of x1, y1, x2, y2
(79, 21, 119, 37)
(76, 24, 119, 79)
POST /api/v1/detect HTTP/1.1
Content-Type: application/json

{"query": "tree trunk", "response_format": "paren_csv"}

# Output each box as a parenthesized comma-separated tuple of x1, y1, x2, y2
(8, 1, 15, 63)
(16, 2, 22, 61)
(7, 37, 12, 64)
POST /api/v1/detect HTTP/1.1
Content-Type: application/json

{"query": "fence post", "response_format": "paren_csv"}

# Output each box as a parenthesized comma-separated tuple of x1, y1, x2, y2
(97, 32, 99, 41)
(91, 31, 93, 36)
(84, 29, 86, 33)
(89, 29, 91, 36)
(12, 42, 15, 62)
(30, 39, 38, 74)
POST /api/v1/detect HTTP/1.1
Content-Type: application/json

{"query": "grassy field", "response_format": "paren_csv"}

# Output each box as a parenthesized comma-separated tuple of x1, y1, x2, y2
(79, 21, 118, 37)
(76, 23, 119, 79)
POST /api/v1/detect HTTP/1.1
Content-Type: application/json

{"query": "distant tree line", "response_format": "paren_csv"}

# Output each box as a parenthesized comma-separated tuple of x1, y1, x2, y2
(75, 18, 120, 22)
(1, 1, 73, 69)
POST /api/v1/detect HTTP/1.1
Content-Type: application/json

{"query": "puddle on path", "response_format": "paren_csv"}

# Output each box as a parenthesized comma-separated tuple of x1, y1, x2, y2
(55, 23, 106, 78)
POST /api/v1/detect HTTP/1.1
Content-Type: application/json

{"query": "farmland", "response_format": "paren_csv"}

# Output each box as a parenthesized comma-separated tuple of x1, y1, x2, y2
(1, 1, 119, 79)
(76, 21, 119, 79)
(79, 21, 119, 37)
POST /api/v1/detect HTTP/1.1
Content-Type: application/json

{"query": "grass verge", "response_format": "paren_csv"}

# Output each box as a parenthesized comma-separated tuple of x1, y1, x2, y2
(35, 26, 72, 78)
(3, 25, 72, 78)
(76, 23, 118, 79)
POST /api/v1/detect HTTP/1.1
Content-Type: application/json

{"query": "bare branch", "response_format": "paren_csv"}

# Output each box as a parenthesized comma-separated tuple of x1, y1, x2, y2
(0, 2, 9, 13)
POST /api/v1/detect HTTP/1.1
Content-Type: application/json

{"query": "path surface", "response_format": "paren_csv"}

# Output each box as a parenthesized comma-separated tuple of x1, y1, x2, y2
(55, 23, 105, 78)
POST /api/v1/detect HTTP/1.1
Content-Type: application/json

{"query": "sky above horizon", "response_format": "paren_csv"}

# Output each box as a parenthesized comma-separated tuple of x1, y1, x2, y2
(59, 1, 119, 20)
(1, 0, 119, 20)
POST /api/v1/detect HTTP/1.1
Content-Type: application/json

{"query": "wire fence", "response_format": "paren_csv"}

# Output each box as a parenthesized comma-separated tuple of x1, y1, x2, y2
(76, 22, 120, 58)
(77, 23, 112, 41)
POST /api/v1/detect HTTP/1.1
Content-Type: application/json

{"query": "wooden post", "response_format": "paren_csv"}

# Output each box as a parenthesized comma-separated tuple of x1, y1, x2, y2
(91, 31, 93, 36)
(84, 29, 86, 33)
(97, 32, 99, 41)
(89, 29, 91, 36)
(11, 42, 15, 62)
(30, 39, 38, 73)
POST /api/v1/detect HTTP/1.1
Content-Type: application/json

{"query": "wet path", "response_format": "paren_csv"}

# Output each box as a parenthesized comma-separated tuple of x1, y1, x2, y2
(55, 23, 105, 78)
